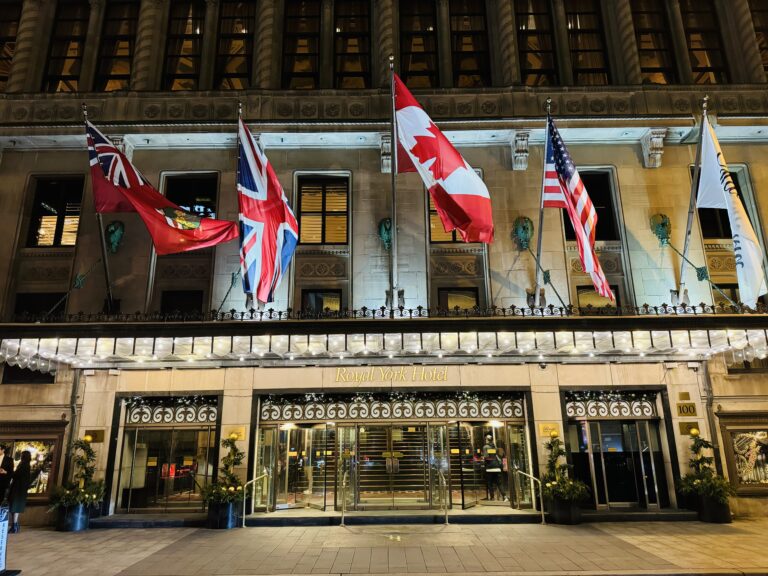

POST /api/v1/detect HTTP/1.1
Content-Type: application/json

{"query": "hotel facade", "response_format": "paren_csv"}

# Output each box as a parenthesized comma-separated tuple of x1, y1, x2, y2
(0, 0, 767, 524)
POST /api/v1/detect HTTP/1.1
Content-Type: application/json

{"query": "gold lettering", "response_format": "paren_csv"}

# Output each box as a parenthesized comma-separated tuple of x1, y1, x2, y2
(335, 367, 348, 383)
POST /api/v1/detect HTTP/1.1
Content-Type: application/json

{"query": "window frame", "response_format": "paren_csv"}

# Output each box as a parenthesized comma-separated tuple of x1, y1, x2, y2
(561, 170, 620, 243)
(282, 0, 322, 89)
(718, 413, 768, 496)
(163, 0, 206, 91)
(399, 0, 440, 88)
(678, 0, 729, 84)
(43, 0, 90, 93)
(301, 288, 343, 312)
(629, 0, 677, 84)
(0, 0, 22, 92)
(333, 0, 371, 89)
(749, 0, 768, 79)
(437, 286, 479, 310)
(214, 0, 255, 90)
(26, 176, 84, 249)
(449, 0, 491, 88)
(295, 174, 350, 246)
(514, 0, 558, 86)
(0, 422, 66, 503)
(94, 0, 140, 91)
(162, 171, 220, 220)
(564, 0, 611, 86)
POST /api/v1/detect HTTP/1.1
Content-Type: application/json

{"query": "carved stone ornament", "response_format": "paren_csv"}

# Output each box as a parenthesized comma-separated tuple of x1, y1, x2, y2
(641, 128, 667, 169)
(380, 133, 392, 174)
(512, 130, 530, 171)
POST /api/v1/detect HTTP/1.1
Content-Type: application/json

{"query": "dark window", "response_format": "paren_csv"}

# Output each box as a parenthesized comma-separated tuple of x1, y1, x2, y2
(43, 0, 89, 92)
(164, 0, 205, 90)
(2, 366, 55, 384)
(449, 0, 490, 87)
(692, 167, 752, 239)
(515, 0, 557, 86)
(27, 177, 84, 247)
(565, 0, 610, 85)
(562, 172, 619, 242)
(400, 0, 439, 88)
(95, 0, 139, 91)
(297, 176, 349, 244)
(283, 0, 321, 89)
(14, 292, 67, 318)
(630, 0, 677, 84)
(713, 283, 740, 308)
(164, 173, 219, 219)
(576, 284, 620, 309)
(437, 287, 478, 309)
(679, 0, 728, 84)
(0, 0, 22, 92)
(334, 0, 371, 89)
(749, 0, 768, 78)
(301, 289, 342, 312)
(215, 0, 255, 89)
(160, 290, 204, 314)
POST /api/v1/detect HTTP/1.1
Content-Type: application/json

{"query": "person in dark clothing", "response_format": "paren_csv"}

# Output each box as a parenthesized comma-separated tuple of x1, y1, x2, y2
(8, 450, 31, 533)
(0, 444, 13, 501)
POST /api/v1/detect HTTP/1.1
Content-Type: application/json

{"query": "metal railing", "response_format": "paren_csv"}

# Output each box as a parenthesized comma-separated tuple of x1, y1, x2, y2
(339, 471, 349, 527)
(437, 469, 449, 525)
(515, 468, 546, 525)
(242, 472, 269, 528)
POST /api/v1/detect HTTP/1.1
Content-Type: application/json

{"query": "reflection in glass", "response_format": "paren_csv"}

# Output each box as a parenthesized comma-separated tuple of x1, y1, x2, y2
(449, 0, 490, 87)
(215, 0, 255, 89)
(679, 0, 728, 84)
(283, 0, 321, 89)
(164, 0, 206, 90)
(515, 0, 557, 86)
(95, 0, 139, 91)
(732, 430, 768, 485)
(334, 0, 370, 89)
(7, 440, 55, 495)
(44, 0, 90, 92)
(630, 0, 677, 84)
(400, 0, 438, 88)
(564, 0, 610, 85)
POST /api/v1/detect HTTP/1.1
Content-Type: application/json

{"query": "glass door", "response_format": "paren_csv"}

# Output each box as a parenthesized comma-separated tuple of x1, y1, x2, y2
(274, 424, 330, 509)
(336, 425, 356, 511)
(454, 422, 512, 508)
(506, 423, 532, 508)
(428, 424, 450, 509)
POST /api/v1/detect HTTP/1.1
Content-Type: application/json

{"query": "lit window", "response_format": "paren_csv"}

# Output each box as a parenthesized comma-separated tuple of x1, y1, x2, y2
(576, 284, 620, 309)
(164, 0, 206, 90)
(334, 0, 371, 89)
(215, 0, 255, 89)
(630, 0, 677, 84)
(301, 289, 342, 312)
(515, 0, 557, 86)
(27, 177, 83, 247)
(565, 0, 610, 85)
(0, 0, 21, 92)
(437, 287, 478, 309)
(429, 195, 460, 243)
(164, 173, 219, 219)
(0, 440, 57, 496)
(43, 0, 89, 92)
(449, 0, 490, 87)
(400, 0, 439, 88)
(679, 0, 728, 84)
(282, 0, 321, 89)
(297, 176, 348, 244)
(95, 0, 139, 91)
(749, 0, 768, 79)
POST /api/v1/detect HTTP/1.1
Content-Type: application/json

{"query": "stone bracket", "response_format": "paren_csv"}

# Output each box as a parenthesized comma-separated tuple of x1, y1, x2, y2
(641, 128, 667, 169)
(380, 134, 392, 173)
(512, 130, 529, 171)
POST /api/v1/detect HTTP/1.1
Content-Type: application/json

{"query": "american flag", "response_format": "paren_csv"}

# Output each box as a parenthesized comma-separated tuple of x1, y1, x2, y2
(238, 118, 299, 304)
(543, 116, 614, 301)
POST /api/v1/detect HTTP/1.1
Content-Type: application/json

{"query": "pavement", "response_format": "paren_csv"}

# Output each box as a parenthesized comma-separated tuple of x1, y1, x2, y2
(4, 519, 768, 576)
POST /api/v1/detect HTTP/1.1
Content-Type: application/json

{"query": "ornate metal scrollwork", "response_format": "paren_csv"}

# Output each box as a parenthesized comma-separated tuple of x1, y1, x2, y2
(565, 390, 657, 419)
(125, 395, 218, 424)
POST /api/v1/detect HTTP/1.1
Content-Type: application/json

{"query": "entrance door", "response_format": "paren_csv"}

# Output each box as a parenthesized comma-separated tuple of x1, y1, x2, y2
(274, 424, 332, 510)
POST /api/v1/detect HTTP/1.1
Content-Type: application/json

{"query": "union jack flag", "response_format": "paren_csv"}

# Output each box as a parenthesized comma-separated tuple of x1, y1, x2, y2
(238, 119, 299, 304)
(87, 120, 141, 212)
(544, 116, 614, 301)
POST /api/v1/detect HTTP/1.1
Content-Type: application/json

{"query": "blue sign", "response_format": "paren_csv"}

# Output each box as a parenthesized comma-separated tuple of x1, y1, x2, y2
(0, 505, 8, 572)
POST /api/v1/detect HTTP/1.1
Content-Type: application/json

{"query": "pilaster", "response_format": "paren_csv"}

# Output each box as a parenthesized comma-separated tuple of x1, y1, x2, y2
(666, 0, 693, 85)
(253, 0, 277, 88)
(492, 0, 520, 86)
(131, 0, 169, 91)
(6, 0, 52, 93)
(605, 0, 641, 85)
(437, 0, 452, 88)
(374, 0, 395, 88)
(79, 0, 107, 92)
(550, 0, 573, 86)
(198, 0, 220, 90)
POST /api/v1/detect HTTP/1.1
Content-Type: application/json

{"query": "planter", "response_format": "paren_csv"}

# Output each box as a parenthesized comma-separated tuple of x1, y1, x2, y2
(698, 496, 732, 523)
(55, 503, 89, 532)
(548, 497, 582, 525)
(207, 501, 239, 529)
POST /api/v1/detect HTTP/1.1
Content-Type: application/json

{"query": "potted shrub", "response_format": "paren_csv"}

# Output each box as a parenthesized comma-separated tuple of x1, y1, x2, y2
(678, 428, 735, 523)
(202, 433, 245, 529)
(541, 431, 589, 524)
(49, 437, 104, 532)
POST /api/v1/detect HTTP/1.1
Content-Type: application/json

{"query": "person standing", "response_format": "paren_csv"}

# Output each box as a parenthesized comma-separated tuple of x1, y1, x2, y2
(8, 450, 31, 533)
(0, 444, 14, 502)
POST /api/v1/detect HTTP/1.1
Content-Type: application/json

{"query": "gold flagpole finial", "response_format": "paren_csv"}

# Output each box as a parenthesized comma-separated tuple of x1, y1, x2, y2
(389, 54, 394, 70)
(702, 94, 709, 114)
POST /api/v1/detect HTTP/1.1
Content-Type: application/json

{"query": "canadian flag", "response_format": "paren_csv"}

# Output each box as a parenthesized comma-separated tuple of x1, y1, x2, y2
(394, 74, 494, 243)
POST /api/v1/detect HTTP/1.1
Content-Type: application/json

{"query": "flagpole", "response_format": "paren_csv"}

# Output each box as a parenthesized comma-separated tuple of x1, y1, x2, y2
(235, 101, 253, 312)
(533, 98, 551, 307)
(83, 103, 116, 313)
(679, 95, 708, 295)
(389, 55, 399, 313)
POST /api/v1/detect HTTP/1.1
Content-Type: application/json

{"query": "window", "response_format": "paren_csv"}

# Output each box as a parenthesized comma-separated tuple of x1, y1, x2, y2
(749, 0, 768, 78)
(437, 287, 478, 309)
(297, 176, 349, 244)
(215, 0, 255, 89)
(164, 0, 205, 90)
(0, 0, 21, 92)
(2, 366, 55, 384)
(679, 0, 728, 84)
(283, 0, 321, 89)
(160, 290, 204, 314)
(565, 0, 610, 85)
(515, 0, 557, 86)
(630, 0, 677, 84)
(94, 0, 139, 91)
(576, 284, 620, 309)
(449, 0, 490, 87)
(0, 439, 58, 497)
(43, 0, 89, 92)
(562, 172, 619, 242)
(27, 177, 83, 247)
(429, 195, 460, 243)
(334, 0, 371, 89)
(400, 0, 439, 88)
(301, 289, 342, 312)
(164, 173, 219, 219)
(718, 416, 768, 494)
(14, 292, 67, 318)
(693, 167, 752, 239)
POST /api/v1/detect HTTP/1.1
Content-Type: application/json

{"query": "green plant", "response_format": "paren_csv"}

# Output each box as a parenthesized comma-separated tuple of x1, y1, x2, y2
(540, 433, 589, 502)
(49, 437, 104, 510)
(678, 431, 735, 505)
(202, 434, 246, 504)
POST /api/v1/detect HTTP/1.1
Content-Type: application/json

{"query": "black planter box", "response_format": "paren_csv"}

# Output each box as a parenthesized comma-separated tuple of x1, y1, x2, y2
(206, 501, 240, 529)
(697, 496, 732, 523)
(55, 503, 89, 532)
(548, 497, 582, 525)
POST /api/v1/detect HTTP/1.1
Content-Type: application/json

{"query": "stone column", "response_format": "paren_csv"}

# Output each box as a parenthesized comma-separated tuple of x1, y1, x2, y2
(374, 0, 395, 88)
(6, 0, 52, 93)
(437, 0, 452, 88)
(550, 0, 573, 85)
(319, 0, 333, 88)
(666, 0, 693, 85)
(253, 0, 277, 88)
(715, 0, 765, 83)
(131, 0, 169, 91)
(604, 0, 641, 85)
(198, 0, 220, 90)
(491, 0, 520, 86)
(79, 0, 107, 92)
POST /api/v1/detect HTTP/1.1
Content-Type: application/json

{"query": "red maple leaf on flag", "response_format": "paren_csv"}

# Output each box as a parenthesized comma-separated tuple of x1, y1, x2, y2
(408, 122, 466, 182)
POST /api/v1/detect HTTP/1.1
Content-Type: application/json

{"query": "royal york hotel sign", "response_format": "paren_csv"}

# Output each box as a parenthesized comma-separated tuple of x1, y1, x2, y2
(334, 365, 450, 384)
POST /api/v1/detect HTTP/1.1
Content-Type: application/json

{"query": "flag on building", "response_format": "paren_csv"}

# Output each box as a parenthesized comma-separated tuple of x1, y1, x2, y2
(697, 116, 767, 308)
(393, 74, 494, 243)
(86, 121, 238, 255)
(544, 116, 614, 300)
(238, 119, 299, 304)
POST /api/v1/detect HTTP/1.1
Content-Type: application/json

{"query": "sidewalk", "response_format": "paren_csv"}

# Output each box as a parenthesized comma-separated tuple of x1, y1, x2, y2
(5, 519, 768, 576)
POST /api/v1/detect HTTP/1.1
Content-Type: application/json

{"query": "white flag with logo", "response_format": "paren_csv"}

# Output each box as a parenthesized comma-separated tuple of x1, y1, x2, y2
(698, 116, 767, 307)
